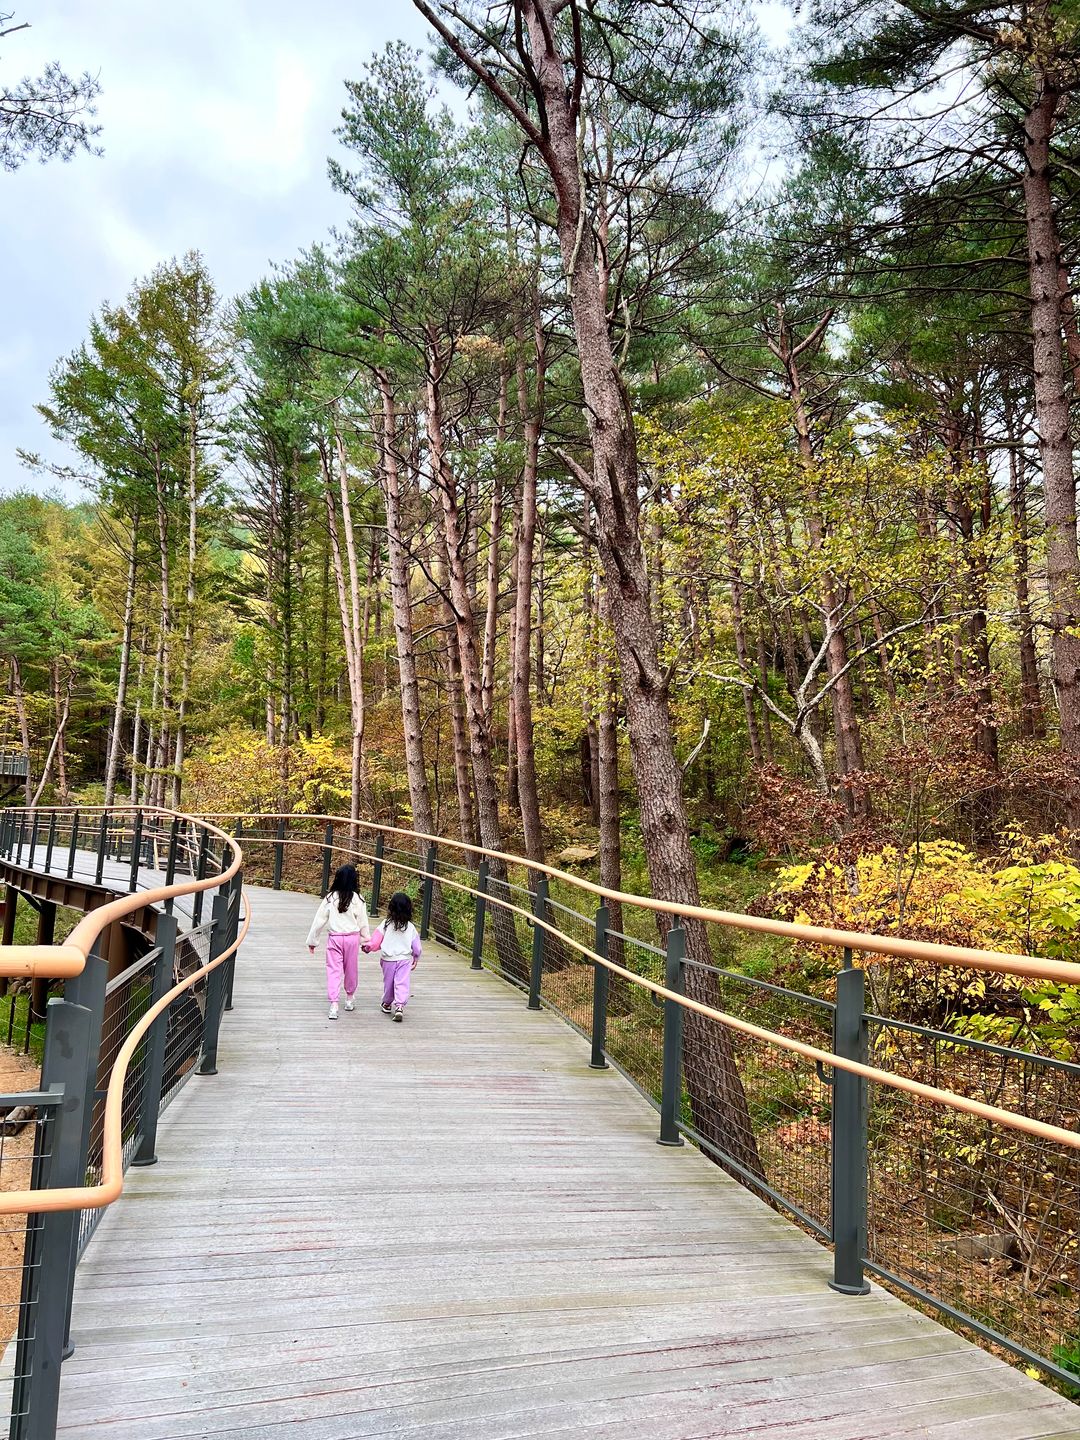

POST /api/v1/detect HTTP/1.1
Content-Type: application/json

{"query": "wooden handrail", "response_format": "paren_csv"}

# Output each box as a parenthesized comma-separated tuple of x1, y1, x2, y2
(0, 807, 242, 979)
(0, 804, 248, 1214)
(199, 811, 1080, 1153)
(197, 809, 1080, 987)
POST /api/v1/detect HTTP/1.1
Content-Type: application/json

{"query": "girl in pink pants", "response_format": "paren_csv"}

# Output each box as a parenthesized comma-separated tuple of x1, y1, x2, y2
(364, 891, 421, 1022)
(307, 864, 371, 1020)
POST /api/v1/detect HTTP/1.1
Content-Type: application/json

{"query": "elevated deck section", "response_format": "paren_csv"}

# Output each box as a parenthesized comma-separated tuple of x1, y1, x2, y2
(56, 886, 1080, 1438)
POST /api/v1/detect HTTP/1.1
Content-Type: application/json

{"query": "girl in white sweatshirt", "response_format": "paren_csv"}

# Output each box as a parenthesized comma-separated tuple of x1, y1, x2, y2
(363, 891, 421, 1022)
(307, 864, 371, 1020)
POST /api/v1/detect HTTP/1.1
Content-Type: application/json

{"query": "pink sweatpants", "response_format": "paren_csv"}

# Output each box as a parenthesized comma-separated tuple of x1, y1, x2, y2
(326, 933, 360, 1004)
(381, 957, 412, 1008)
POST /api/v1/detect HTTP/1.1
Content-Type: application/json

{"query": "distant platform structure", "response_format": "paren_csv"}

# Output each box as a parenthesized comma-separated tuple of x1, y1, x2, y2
(0, 752, 28, 802)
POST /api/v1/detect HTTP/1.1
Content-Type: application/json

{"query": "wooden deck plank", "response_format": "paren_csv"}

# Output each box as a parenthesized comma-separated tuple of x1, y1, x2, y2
(56, 886, 1080, 1438)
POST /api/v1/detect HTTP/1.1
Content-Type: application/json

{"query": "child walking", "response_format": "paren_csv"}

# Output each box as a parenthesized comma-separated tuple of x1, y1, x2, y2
(307, 863, 371, 1020)
(363, 891, 421, 1022)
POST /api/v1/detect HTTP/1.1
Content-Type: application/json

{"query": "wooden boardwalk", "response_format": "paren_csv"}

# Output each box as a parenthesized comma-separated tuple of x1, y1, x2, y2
(56, 886, 1080, 1438)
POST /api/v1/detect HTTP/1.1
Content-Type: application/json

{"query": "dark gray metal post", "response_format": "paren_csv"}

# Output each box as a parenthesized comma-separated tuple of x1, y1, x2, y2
(44, 812, 57, 874)
(131, 916, 177, 1167)
(27, 813, 39, 870)
(590, 904, 610, 1070)
(658, 924, 686, 1146)
(191, 827, 211, 925)
(527, 878, 548, 1011)
(224, 868, 243, 1012)
(66, 810, 79, 880)
(61, 947, 107, 1357)
(470, 859, 489, 970)
(15, 811, 26, 864)
(127, 810, 143, 894)
(420, 843, 436, 940)
(163, 816, 180, 915)
(321, 821, 334, 896)
(370, 833, 384, 914)
(830, 956, 871, 1295)
(94, 813, 108, 885)
(272, 818, 286, 890)
(198, 893, 231, 1077)
(14, 997, 95, 1435)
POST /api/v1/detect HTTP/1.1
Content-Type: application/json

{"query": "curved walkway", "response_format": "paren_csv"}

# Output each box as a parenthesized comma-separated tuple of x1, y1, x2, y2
(56, 886, 1080, 1438)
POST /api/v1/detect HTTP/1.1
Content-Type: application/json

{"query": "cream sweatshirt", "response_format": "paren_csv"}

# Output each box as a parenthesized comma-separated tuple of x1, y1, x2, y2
(306, 891, 371, 947)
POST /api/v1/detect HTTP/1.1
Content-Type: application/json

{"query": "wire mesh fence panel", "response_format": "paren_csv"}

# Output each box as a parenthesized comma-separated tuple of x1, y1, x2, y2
(867, 1018, 1080, 1378)
(679, 963, 835, 1235)
(1, 1101, 56, 1437)
(79, 952, 158, 1256)
(538, 896, 597, 1037)
(426, 855, 475, 949)
(159, 925, 213, 1114)
(600, 932, 666, 1108)
(479, 874, 532, 989)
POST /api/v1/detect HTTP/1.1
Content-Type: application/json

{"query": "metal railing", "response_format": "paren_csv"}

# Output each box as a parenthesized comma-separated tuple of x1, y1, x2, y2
(208, 810, 1080, 1391)
(0, 806, 246, 1440)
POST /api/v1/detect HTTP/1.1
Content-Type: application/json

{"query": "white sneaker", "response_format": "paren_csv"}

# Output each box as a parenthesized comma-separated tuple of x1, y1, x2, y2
(328, 1003, 339, 1020)
(392, 1006, 404, 1023)
(344, 995, 355, 1012)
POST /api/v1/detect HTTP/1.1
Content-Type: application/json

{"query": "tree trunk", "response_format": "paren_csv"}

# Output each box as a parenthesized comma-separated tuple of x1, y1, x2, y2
(11, 658, 31, 806)
(171, 404, 199, 809)
(104, 516, 139, 808)
(1004, 395, 1045, 739)
(1022, 85, 1080, 807)
(152, 449, 172, 811)
(334, 425, 368, 824)
(375, 370, 450, 934)
(727, 512, 763, 765)
(512, 296, 546, 865)
(518, 0, 761, 1177)
(426, 334, 522, 976)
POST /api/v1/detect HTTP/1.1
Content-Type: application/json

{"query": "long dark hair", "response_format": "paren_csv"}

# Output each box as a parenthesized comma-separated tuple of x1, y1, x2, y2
(331, 864, 359, 914)
(387, 891, 412, 931)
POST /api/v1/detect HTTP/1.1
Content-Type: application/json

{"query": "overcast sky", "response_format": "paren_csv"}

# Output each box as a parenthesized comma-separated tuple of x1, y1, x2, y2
(2, 1, 438, 496)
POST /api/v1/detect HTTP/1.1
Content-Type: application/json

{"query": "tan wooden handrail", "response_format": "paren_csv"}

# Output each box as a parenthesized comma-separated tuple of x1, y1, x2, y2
(0, 806, 248, 1214)
(198, 809, 1080, 987)
(200, 810, 1080, 1154)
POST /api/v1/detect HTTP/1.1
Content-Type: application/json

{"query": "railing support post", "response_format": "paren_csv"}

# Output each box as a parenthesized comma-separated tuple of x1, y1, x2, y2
(321, 821, 334, 897)
(27, 812, 39, 870)
(420, 842, 436, 940)
(470, 859, 489, 970)
(198, 893, 231, 1077)
(15, 811, 26, 865)
(44, 812, 57, 874)
(127, 810, 143, 894)
(590, 904, 610, 1070)
(370, 833, 384, 914)
(272, 818, 286, 891)
(13, 996, 95, 1434)
(191, 826, 211, 925)
(224, 869, 242, 1012)
(94, 813, 107, 886)
(131, 915, 178, 1167)
(163, 816, 180, 915)
(65, 810, 79, 881)
(61, 947, 107, 1358)
(830, 954, 871, 1296)
(527, 878, 548, 1011)
(658, 924, 686, 1146)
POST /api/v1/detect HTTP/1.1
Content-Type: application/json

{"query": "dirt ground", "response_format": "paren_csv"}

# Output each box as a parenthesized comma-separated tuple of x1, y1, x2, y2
(0, 1049, 48, 1343)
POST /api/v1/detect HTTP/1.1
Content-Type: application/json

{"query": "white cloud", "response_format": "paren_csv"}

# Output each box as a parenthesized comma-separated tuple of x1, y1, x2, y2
(0, 0, 437, 493)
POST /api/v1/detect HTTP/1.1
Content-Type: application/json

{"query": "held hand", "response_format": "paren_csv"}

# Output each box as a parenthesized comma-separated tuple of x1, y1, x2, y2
(307, 945, 315, 954)
(411, 957, 419, 970)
